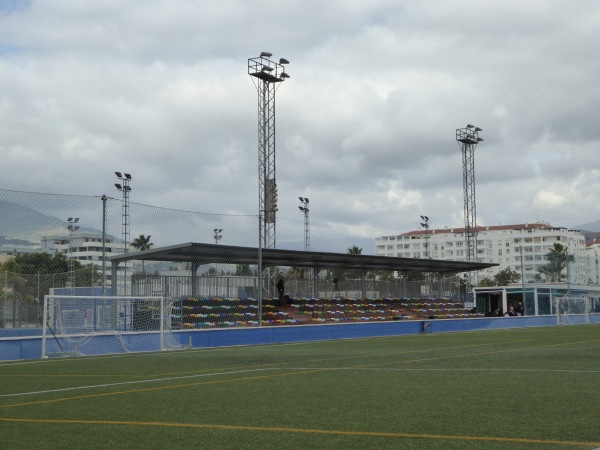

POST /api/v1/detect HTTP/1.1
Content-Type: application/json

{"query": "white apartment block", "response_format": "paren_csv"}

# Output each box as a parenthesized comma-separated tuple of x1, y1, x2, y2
(585, 239, 600, 285)
(40, 233, 123, 267)
(375, 223, 590, 285)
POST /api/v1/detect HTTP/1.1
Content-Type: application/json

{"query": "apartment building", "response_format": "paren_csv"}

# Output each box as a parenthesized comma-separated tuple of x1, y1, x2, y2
(40, 233, 122, 266)
(375, 223, 588, 285)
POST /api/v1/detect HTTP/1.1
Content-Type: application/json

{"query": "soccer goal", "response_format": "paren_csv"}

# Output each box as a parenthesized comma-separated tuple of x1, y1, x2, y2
(42, 295, 182, 358)
(554, 297, 591, 326)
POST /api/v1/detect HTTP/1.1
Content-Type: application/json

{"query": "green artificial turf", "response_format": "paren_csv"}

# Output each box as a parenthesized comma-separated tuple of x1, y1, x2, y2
(1, 325, 599, 449)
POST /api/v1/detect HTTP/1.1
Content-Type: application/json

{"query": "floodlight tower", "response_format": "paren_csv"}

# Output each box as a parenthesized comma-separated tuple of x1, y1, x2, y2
(456, 125, 483, 283)
(420, 215, 429, 259)
(114, 172, 132, 294)
(214, 228, 223, 245)
(114, 172, 132, 254)
(298, 197, 310, 251)
(67, 217, 80, 289)
(298, 197, 312, 298)
(248, 51, 290, 249)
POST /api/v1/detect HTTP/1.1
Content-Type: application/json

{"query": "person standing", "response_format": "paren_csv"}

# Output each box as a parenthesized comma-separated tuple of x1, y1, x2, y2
(516, 300, 525, 316)
(276, 278, 285, 303)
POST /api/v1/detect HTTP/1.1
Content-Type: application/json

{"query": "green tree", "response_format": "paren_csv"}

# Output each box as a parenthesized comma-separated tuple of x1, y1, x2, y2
(0, 253, 100, 327)
(347, 245, 362, 255)
(131, 234, 153, 273)
(131, 234, 153, 252)
(494, 267, 521, 286)
(2, 252, 70, 274)
(478, 277, 495, 287)
(477, 267, 521, 287)
(536, 243, 574, 282)
(235, 264, 254, 276)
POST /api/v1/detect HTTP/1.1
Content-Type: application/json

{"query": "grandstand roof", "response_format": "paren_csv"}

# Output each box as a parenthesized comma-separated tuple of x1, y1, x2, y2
(108, 242, 496, 274)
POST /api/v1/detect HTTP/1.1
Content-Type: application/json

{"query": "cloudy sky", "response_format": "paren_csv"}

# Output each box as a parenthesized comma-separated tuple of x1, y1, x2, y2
(2, 0, 600, 253)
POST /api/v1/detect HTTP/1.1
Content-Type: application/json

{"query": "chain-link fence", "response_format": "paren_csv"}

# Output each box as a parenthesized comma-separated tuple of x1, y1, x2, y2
(1, 189, 463, 331)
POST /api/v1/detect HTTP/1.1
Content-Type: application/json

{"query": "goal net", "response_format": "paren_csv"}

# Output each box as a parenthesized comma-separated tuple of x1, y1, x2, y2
(554, 297, 591, 326)
(42, 295, 182, 358)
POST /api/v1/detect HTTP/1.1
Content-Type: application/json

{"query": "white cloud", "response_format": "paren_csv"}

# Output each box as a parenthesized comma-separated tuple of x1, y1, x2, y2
(2, 0, 600, 253)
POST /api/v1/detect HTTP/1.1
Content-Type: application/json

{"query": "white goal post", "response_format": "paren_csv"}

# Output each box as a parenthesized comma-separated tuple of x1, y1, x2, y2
(554, 297, 591, 326)
(42, 295, 182, 358)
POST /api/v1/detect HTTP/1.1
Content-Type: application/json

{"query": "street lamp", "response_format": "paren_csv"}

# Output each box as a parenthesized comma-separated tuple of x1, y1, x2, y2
(67, 217, 80, 289)
(298, 197, 310, 251)
(420, 215, 429, 259)
(214, 229, 223, 245)
(115, 172, 132, 295)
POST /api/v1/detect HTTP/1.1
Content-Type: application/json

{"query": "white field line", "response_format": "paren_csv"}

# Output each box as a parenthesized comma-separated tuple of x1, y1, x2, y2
(2, 366, 598, 399)
(0, 368, 273, 398)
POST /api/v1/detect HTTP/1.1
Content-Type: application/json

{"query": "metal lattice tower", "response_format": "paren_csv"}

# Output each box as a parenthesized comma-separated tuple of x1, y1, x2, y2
(456, 125, 483, 266)
(114, 172, 132, 254)
(114, 172, 132, 294)
(248, 52, 290, 249)
(67, 217, 79, 289)
(298, 197, 310, 251)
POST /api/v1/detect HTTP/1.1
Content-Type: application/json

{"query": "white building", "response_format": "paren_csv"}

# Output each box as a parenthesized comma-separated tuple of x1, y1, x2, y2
(375, 223, 589, 285)
(585, 239, 600, 285)
(41, 233, 123, 266)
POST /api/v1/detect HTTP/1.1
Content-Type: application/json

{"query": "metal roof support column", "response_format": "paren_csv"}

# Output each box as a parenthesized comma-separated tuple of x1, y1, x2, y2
(438, 273, 443, 299)
(361, 269, 367, 299)
(110, 262, 119, 296)
(502, 289, 508, 314)
(313, 267, 319, 299)
(191, 261, 200, 298)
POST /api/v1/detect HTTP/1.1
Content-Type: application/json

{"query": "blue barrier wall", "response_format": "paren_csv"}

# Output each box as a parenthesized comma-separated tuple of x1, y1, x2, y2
(1, 315, 597, 361)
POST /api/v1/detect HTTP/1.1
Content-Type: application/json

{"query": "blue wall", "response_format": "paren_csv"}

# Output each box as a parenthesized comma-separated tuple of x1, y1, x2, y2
(1, 315, 597, 361)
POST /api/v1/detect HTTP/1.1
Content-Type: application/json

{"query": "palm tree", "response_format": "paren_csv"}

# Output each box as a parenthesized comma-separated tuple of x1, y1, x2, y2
(538, 243, 574, 282)
(131, 234, 153, 273)
(347, 245, 362, 255)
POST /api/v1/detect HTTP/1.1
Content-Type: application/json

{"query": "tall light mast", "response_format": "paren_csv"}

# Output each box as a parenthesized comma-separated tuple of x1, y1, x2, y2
(298, 197, 310, 251)
(456, 124, 483, 288)
(248, 51, 290, 249)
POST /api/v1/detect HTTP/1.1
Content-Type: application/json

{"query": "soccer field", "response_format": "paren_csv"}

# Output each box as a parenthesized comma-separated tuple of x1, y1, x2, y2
(1, 325, 599, 449)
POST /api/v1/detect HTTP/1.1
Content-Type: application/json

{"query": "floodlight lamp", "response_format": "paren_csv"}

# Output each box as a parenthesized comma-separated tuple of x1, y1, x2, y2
(115, 171, 122, 178)
(74, 226, 79, 231)
(298, 206, 303, 211)
(124, 173, 132, 180)
(475, 127, 482, 132)
(125, 186, 132, 191)
(261, 65, 274, 72)
(280, 72, 290, 79)
(68, 217, 73, 222)
(299, 197, 303, 202)
(305, 198, 309, 203)
(420, 215, 428, 221)
(421, 223, 427, 228)
(114, 183, 122, 190)
(279, 58, 289, 64)
(477, 137, 484, 142)
(260, 51, 272, 58)
(466, 124, 474, 129)
(73, 218, 79, 222)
